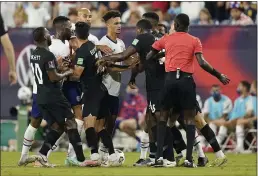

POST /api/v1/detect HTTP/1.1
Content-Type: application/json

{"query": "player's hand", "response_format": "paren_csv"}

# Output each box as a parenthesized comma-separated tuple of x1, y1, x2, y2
(56, 56, 63, 66)
(9, 70, 17, 86)
(66, 69, 74, 76)
(128, 80, 137, 89)
(59, 62, 70, 72)
(218, 74, 230, 85)
(97, 45, 113, 55)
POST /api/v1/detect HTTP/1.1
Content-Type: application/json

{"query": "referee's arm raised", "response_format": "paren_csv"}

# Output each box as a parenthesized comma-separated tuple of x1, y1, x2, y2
(194, 38, 230, 85)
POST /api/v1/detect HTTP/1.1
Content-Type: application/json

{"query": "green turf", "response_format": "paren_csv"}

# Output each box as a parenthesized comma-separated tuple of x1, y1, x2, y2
(1, 152, 256, 176)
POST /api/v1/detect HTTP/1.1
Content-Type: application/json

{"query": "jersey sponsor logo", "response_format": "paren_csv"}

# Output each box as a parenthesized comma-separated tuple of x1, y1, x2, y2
(16, 45, 37, 87)
(77, 58, 84, 65)
(48, 61, 55, 68)
(132, 39, 139, 46)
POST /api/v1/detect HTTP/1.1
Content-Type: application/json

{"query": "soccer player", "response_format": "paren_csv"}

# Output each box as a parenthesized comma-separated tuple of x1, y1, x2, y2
(157, 23, 168, 35)
(0, 14, 16, 85)
(69, 22, 118, 165)
(29, 27, 96, 167)
(99, 19, 176, 167)
(147, 13, 230, 167)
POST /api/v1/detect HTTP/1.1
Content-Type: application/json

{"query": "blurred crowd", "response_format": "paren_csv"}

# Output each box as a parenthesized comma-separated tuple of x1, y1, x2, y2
(1, 1, 257, 28)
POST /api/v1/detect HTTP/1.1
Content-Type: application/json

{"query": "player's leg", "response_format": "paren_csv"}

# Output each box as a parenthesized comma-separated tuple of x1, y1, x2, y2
(18, 94, 42, 166)
(194, 113, 227, 167)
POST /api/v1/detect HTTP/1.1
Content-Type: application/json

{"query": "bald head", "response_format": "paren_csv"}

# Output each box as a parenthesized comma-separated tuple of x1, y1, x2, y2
(77, 8, 92, 26)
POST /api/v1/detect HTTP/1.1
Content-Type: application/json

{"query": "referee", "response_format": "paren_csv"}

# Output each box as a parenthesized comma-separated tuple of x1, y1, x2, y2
(147, 13, 230, 167)
(0, 14, 16, 85)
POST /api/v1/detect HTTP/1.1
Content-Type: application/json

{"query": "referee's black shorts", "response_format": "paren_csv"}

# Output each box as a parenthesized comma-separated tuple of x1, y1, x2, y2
(161, 71, 196, 111)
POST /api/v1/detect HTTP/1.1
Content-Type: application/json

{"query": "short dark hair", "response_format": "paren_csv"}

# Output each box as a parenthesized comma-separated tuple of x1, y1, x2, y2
(174, 13, 190, 32)
(136, 19, 152, 31)
(102, 10, 121, 22)
(32, 27, 45, 43)
(75, 22, 90, 40)
(142, 12, 159, 26)
(240, 80, 251, 92)
(158, 23, 168, 33)
(68, 8, 78, 16)
(53, 16, 70, 27)
(212, 84, 220, 88)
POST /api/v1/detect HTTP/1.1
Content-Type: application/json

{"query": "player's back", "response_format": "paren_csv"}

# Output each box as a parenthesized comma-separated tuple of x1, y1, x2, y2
(76, 41, 102, 91)
(30, 47, 62, 104)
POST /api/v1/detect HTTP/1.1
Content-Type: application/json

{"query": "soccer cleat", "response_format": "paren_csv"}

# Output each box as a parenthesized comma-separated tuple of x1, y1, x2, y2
(209, 156, 228, 167)
(175, 155, 185, 166)
(163, 159, 176, 167)
(184, 160, 197, 168)
(65, 157, 99, 167)
(35, 154, 55, 168)
(18, 155, 39, 166)
(151, 158, 164, 168)
(133, 158, 145, 166)
(197, 156, 209, 167)
(90, 153, 101, 163)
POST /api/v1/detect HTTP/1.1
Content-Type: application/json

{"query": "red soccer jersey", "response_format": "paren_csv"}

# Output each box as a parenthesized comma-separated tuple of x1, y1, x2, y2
(152, 32, 202, 73)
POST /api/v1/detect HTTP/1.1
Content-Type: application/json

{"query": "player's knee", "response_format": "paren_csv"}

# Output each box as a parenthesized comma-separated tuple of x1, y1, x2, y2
(195, 113, 207, 129)
(65, 118, 77, 130)
(30, 118, 42, 128)
(85, 116, 97, 129)
(95, 119, 105, 133)
(50, 122, 64, 135)
(73, 105, 82, 120)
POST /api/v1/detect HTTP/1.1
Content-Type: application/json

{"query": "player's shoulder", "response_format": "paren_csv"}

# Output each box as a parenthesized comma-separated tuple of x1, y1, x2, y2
(89, 33, 99, 44)
(117, 38, 125, 45)
(222, 94, 231, 101)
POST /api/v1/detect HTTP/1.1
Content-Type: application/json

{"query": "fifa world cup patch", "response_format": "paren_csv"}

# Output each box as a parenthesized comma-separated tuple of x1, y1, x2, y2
(77, 58, 84, 65)
(132, 39, 139, 46)
(48, 61, 55, 68)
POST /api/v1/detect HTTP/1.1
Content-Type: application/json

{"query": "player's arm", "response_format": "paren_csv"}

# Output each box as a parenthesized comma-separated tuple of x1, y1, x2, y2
(128, 63, 144, 89)
(69, 53, 86, 81)
(46, 54, 73, 82)
(107, 63, 131, 72)
(194, 38, 230, 85)
(101, 46, 137, 62)
(146, 36, 166, 61)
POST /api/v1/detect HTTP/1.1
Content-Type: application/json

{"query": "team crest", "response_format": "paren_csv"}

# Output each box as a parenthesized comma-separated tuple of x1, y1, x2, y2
(77, 58, 84, 65)
(132, 39, 139, 46)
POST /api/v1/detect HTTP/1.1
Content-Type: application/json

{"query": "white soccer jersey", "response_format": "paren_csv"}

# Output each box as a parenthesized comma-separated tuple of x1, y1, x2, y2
(99, 35, 125, 97)
(71, 23, 99, 44)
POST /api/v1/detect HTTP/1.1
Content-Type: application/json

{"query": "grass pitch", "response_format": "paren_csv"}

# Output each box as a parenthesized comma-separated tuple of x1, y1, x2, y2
(1, 152, 256, 176)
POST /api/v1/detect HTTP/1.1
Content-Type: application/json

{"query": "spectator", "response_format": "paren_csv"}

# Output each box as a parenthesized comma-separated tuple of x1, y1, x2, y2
(152, 2, 169, 13)
(13, 5, 28, 28)
(127, 11, 141, 26)
(154, 9, 169, 27)
(194, 8, 214, 25)
(181, 2, 205, 21)
(203, 84, 233, 146)
(108, 2, 120, 11)
(158, 23, 168, 35)
(167, 2, 181, 20)
(90, 8, 105, 27)
(68, 8, 78, 24)
(115, 86, 147, 144)
(79, 2, 95, 10)
(25, 2, 51, 28)
(242, 2, 257, 21)
(121, 2, 145, 23)
(222, 2, 254, 25)
(52, 2, 78, 18)
(0, 2, 21, 28)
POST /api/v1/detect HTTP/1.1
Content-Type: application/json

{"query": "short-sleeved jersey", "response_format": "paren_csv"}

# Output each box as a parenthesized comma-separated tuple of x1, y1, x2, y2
(131, 33, 165, 91)
(49, 38, 70, 58)
(203, 95, 233, 120)
(99, 35, 125, 97)
(152, 32, 202, 73)
(74, 41, 102, 91)
(0, 14, 7, 37)
(30, 47, 62, 104)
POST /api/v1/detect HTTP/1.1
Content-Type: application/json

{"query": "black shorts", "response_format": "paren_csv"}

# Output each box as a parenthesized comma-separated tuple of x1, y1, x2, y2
(82, 84, 110, 119)
(146, 90, 162, 114)
(161, 71, 196, 111)
(173, 100, 202, 115)
(38, 96, 74, 126)
(107, 95, 119, 116)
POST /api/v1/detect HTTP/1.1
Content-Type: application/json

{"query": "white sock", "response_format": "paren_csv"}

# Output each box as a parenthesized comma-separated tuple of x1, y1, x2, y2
(140, 131, 149, 159)
(236, 125, 245, 151)
(194, 130, 205, 158)
(67, 119, 84, 158)
(21, 124, 37, 157)
(217, 126, 228, 145)
(47, 132, 66, 158)
(215, 150, 225, 158)
(209, 123, 217, 134)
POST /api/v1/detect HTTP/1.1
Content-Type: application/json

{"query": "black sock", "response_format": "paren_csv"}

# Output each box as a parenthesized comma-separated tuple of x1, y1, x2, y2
(98, 129, 115, 155)
(186, 125, 195, 162)
(85, 127, 99, 154)
(106, 116, 116, 136)
(151, 126, 157, 142)
(67, 129, 85, 162)
(200, 124, 221, 152)
(164, 127, 175, 161)
(171, 126, 187, 154)
(39, 130, 61, 156)
(156, 121, 166, 159)
(149, 142, 157, 159)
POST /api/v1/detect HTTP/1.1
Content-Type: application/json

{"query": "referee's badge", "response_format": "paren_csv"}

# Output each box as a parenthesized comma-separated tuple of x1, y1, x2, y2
(132, 39, 139, 46)
(77, 58, 83, 65)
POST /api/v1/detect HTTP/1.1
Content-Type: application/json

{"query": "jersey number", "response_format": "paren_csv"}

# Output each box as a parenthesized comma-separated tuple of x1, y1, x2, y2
(30, 63, 43, 84)
(149, 101, 156, 113)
